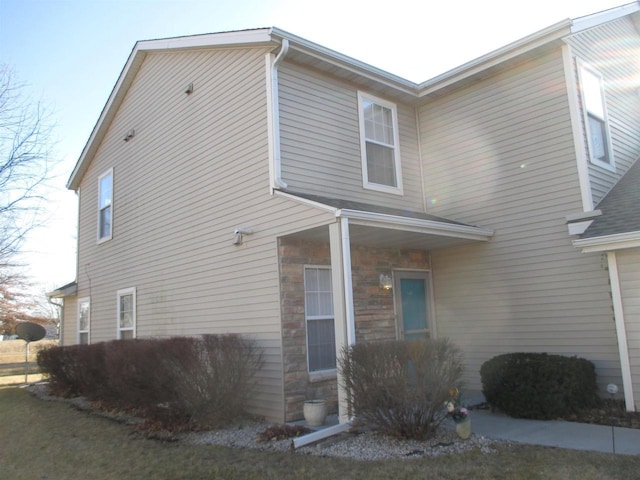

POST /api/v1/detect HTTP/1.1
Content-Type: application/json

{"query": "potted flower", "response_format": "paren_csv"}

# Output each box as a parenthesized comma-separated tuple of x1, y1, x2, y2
(446, 388, 471, 439)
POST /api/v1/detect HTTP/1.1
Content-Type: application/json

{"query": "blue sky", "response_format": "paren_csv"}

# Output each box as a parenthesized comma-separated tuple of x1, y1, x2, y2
(0, 0, 627, 293)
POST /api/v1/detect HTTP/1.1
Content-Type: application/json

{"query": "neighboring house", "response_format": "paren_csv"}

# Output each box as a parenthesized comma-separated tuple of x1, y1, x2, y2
(49, 2, 640, 423)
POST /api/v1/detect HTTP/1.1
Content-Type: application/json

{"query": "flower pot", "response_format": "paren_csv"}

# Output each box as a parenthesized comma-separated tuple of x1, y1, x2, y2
(455, 416, 471, 439)
(303, 400, 328, 426)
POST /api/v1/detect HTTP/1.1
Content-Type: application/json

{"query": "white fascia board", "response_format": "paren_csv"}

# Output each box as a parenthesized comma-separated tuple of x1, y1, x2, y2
(418, 20, 571, 96)
(67, 45, 146, 190)
(136, 29, 274, 52)
(574, 231, 640, 252)
(570, 2, 640, 34)
(338, 209, 494, 241)
(269, 28, 418, 97)
(67, 29, 278, 191)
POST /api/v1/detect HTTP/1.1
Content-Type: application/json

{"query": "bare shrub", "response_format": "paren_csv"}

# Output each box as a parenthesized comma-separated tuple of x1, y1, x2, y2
(37, 343, 105, 397)
(339, 338, 463, 439)
(163, 335, 264, 429)
(38, 335, 264, 430)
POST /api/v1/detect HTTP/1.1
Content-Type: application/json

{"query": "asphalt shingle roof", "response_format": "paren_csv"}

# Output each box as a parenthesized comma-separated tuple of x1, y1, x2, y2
(582, 159, 640, 238)
(283, 191, 471, 226)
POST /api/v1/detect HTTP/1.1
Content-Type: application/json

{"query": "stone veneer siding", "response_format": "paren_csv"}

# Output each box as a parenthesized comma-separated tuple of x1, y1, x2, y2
(278, 236, 431, 421)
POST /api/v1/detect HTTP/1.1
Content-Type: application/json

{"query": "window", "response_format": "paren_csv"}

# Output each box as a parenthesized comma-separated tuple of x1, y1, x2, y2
(78, 297, 90, 344)
(117, 287, 136, 339)
(98, 168, 113, 242)
(304, 266, 336, 372)
(357, 92, 403, 194)
(578, 63, 614, 171)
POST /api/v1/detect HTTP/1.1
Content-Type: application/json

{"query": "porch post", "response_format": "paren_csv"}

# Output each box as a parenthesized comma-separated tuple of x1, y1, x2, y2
(330, 218, 355, 423)
(607, 251, 635, 411)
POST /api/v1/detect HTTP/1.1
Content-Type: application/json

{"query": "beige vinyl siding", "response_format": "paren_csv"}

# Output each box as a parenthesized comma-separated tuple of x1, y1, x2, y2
(60, 296, 77, 346)
(567, 17, 640, 204)
(73, 46, 335, 422)
(617, 248, 640, 410)
(419, 47, 621, 393)
(278, 61, 423, 210)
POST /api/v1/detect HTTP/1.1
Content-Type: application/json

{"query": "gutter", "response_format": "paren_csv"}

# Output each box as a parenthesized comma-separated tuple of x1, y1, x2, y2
(573, 231, 640, 253)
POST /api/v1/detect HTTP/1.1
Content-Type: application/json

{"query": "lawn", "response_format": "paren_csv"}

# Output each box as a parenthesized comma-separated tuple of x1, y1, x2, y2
(1, 387, 639, 480)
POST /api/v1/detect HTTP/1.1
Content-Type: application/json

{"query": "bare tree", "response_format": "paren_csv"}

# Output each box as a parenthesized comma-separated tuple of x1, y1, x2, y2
(0, 64, 53, 270)
(0, 272, 55, 336)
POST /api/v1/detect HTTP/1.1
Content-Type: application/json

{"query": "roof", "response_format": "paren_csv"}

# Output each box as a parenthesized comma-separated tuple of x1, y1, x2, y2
(283, 191, 469, 225)
(277, 190, 494, 250)
(66, 2, 640, 190)
(582, 159, 640, 239)
(47, 281, 78, 298)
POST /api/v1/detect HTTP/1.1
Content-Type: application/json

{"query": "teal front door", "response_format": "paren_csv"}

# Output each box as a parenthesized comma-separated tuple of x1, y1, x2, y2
(395, 271, 431, 340)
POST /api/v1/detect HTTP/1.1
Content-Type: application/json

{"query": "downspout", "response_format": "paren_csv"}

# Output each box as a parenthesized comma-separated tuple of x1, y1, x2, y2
(270, 38, 289, 190)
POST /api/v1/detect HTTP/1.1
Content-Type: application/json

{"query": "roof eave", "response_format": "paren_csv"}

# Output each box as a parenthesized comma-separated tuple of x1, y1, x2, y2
(338, 208, 494, 242)
(417, 19, 572, 96)
(573, 231, 640, 253)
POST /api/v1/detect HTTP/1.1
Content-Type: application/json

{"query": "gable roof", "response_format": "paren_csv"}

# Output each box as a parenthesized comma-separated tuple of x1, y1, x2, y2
(582, 159, 640, 239)
(66, 2, 640, 191)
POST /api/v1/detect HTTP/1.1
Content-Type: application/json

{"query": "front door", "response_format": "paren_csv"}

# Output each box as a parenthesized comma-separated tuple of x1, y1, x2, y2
(395, 271, 432, 340)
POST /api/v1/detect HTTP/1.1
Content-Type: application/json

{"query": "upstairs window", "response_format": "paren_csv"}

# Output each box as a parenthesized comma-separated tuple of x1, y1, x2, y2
(304, 266, 336, 372)
(117, 287, 136, 340)
(78, 297, 90, 345)
(357, 92, 403, 194)
(98, 168, 113, 242)
(578, 63, 614, 171)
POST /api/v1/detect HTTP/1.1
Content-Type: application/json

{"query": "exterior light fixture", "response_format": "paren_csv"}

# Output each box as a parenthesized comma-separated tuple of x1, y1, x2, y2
(379, 273, 393, 291)
(233, 228, 253, 246)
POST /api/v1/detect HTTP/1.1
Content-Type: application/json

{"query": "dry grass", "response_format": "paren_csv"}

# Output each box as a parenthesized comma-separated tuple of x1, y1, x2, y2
(1, 387, 639, 480)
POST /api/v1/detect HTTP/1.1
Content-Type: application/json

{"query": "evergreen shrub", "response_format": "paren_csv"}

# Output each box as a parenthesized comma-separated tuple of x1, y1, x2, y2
(480, 352, 600, 419)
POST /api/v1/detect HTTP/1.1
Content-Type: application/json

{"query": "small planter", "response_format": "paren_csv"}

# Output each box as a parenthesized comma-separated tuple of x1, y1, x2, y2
(303, 400, 328, 426)
(455, 416, 471, 439)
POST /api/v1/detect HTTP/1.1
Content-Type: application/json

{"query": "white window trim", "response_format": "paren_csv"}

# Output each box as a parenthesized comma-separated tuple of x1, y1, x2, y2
(117, 287, 136, 339)
(78, 297, 90, 344)
(304, 265, 336, 374)
(97, 168, 113, 243)
(357, 91, 404, 195)
(577, 60, 615, 172)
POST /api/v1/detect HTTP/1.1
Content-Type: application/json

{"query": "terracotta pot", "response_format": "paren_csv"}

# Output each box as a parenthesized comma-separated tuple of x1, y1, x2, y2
(303, 400, 328, 426)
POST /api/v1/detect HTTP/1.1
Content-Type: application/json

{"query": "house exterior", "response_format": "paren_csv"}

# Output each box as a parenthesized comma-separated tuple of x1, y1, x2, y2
(49, 2, 640, 423)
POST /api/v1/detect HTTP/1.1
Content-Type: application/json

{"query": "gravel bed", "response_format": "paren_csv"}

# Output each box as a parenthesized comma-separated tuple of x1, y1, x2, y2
(28, 382, 501, 461)
(181, 421, 501, 461)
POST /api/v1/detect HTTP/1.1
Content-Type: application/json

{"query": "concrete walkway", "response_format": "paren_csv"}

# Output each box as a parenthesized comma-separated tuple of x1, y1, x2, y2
(470, 409, 640, 455)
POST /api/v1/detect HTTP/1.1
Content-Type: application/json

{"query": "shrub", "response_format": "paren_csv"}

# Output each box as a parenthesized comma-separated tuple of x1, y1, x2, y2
(339, 338, 463, 440)
(37, 343, 106, 398)
(161, 335, 264, 428)
(37, 335, 263, 429)
(480, 352, 600, 419)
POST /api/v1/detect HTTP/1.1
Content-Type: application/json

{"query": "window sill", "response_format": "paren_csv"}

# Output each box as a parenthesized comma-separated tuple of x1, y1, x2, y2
(308, 369, 337, 383)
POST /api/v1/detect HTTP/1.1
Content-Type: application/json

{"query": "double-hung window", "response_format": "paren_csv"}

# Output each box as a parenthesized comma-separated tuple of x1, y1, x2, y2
(357, 92, 403, 194)
(117, 287, 136, 340)
(98, 168, 113, 242)
(78, 297, 90, 344)
(578, 62, 614, 171)
(304, 266, 336, 372)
